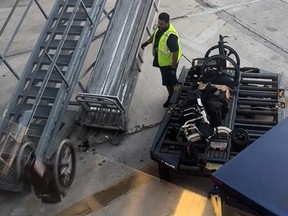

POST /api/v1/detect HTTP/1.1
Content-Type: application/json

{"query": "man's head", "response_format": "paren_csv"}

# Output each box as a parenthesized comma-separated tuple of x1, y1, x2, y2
(158, 12, 170, 30)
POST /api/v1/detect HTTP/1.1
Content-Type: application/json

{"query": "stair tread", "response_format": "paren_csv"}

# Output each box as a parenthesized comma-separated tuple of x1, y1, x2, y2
(34, 54, 72, 66)
(55, 12, 88, 21)
(26, 70, 65, 82)
(19, 86, 59, 99)
(48, 25, 84, 35)
(11, 104, 52, 119)
(41, 39, 78, 50)
(27, 123, 46, 138)
(59, 0, 94, 7)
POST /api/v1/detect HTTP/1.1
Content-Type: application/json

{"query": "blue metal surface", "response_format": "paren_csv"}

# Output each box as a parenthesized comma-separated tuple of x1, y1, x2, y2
(213, 117, 288, 216)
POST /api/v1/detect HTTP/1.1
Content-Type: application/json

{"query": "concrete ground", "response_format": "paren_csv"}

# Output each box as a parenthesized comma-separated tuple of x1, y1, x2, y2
(0, 0, 288, 215)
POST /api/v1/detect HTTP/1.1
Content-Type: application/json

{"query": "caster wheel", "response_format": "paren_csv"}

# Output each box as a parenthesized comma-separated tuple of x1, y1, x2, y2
(231, 128, 249, 151)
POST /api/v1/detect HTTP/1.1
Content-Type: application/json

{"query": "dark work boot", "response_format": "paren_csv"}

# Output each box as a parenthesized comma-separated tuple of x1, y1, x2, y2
(163, 95, 172, 108)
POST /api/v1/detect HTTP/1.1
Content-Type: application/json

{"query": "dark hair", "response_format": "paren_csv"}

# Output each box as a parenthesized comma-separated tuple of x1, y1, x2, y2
(159, 12, 170, 23)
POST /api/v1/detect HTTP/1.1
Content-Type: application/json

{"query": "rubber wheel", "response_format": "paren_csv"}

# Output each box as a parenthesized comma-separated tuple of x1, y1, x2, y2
(231, 128, 249, 151)
(16, 141, 35, 181)
(180, 146, 199, 166)
(205, 44, 240, 66)
(53, 139, 76, 194)
(201, 55, 240, 87)
(158, 163, 170, 181)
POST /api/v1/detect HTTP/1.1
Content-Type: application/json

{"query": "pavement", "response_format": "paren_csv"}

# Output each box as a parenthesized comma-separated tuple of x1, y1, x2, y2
(0, 0, 288, 215)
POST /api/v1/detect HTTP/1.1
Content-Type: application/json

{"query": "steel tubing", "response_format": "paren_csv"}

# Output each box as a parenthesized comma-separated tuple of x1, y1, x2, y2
(86, 0, 155, 109)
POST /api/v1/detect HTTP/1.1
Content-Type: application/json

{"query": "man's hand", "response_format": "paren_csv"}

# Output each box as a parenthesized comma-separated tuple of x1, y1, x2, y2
(171, 66, 176, 75)
(141, 42, 149, 50)
(171, 69, 176, 75)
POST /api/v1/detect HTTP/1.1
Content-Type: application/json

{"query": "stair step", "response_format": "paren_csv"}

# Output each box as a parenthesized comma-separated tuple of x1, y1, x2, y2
(34, 54, 72, 66)
(26, 70, 65, 83)
(48, 25, 84, 35)
(19, 86, 59, 102)
(55, 12, 88, 22)
(41, 39, 78, 50)
(27, 123, 46, 139)
(11, 104, 52, 119)
(59, 0, 94, 7)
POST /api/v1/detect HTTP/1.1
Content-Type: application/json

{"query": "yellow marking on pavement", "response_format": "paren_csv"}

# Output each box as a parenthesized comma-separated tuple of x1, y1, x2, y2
(174, 190, 208, 216)
(57, 164, 214, 216)
(211, 195, 222, 216)
(58, 199, 93, 216)
(57, 171, 152, 216)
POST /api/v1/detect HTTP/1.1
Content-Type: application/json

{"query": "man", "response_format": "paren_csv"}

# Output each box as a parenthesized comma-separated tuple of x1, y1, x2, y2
(141, 12, 182, 107)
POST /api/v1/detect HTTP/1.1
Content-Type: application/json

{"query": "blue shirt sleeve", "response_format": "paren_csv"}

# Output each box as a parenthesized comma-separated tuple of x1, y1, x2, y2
(167, 34, 179, 52)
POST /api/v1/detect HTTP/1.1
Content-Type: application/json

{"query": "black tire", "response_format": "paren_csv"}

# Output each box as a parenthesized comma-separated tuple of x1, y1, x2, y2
(180, 146, 199, 166)
(158, 163, 170, 181)
(41, 194, 61, 204)
(16, 141, 35, 181)
(231, 128, 249, 151)
(201, 55, 240, 87)
(205, 44, 240, 66)
(53, 139, 76, 194)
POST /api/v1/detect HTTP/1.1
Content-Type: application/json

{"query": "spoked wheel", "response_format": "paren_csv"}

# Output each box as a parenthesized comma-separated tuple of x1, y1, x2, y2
(16, 141, 36, 181)
(53, 139, 76, 194)
(231, 128, 249, 151)
(205, 44, 240, 66)
(201, 55, 240, 87)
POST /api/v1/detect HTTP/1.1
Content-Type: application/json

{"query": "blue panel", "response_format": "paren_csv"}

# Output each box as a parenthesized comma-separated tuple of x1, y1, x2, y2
(213, 117, 288, 216)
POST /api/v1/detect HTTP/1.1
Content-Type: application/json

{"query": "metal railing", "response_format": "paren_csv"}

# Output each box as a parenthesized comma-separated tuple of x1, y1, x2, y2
(0, 0, 49, 80)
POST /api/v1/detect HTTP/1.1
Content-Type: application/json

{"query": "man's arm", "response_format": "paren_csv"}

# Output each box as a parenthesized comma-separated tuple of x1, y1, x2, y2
(141, 35, 153, 50)
(171, 51, 178, 69)
(167, 34, 179, 69)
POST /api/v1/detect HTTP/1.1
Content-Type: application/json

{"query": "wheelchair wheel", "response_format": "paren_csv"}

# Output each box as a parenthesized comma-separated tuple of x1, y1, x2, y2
(53, 139, 76, 194)
(205, 44, 240, 66)
(201, 55, 240, 86)
(16, 141, 35, 181)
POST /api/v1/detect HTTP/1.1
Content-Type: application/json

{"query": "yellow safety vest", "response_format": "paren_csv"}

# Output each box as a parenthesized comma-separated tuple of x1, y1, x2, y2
(153, 24, 182, 67)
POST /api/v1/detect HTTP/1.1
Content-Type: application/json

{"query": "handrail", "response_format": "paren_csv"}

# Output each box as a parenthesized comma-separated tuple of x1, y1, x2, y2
(25, 0, 85, 130)
(12, 0, 72, 122)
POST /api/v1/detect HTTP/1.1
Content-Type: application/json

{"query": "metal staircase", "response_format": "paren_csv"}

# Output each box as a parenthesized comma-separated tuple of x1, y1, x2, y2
(0, 0, 108, 193)
(76, 0, 160, 143)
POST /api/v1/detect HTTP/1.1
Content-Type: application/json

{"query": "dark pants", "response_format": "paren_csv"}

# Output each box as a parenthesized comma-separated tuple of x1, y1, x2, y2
(160, 66, 177, 86)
